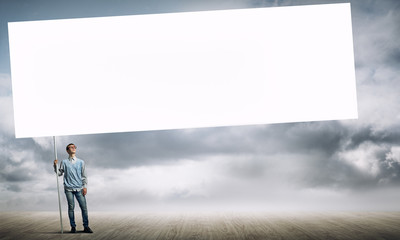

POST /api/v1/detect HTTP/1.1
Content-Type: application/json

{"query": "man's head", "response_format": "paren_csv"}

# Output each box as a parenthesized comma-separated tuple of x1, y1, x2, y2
(66, 143, 77, 155)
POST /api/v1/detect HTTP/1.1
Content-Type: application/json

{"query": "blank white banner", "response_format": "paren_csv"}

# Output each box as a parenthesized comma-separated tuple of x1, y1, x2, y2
(9, 3, 357, 138)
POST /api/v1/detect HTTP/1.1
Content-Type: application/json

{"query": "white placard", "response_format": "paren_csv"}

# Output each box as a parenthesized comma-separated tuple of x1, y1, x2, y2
(9, 3, 357, 138)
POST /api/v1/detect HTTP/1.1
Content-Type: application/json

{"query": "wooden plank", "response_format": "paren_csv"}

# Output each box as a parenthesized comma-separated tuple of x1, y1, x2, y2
(1, 212, 400, 240)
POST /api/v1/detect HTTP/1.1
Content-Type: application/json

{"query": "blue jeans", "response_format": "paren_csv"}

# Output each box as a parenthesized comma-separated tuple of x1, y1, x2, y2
(65, 190, 89, 228)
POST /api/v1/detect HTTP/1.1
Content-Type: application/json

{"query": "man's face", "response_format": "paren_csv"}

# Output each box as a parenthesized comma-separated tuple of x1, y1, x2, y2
(67, 145, 76, 155)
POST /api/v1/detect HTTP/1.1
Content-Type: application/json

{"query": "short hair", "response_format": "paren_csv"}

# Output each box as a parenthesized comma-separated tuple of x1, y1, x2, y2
(66, 143, 76, 151)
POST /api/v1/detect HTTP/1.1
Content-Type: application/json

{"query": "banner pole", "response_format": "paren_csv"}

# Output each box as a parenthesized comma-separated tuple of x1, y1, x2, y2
(54, 136, 63, 234)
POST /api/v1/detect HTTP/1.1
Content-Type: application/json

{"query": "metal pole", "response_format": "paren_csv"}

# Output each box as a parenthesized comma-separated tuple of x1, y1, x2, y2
(54, 136, 63, 234)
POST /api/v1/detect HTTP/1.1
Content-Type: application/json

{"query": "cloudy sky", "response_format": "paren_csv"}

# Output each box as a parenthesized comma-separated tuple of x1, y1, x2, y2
(0, 0, 400, 212)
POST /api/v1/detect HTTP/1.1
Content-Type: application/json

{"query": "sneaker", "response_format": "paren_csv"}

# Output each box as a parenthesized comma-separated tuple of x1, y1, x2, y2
(83, 226, 93, 233)
(70, 227, 76, 233)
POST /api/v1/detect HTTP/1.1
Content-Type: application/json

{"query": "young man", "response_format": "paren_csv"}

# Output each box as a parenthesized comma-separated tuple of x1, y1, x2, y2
(54, 143, 93, 233)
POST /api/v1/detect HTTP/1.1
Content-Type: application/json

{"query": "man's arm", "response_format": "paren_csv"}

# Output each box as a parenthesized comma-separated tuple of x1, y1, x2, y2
(53, 159, 64, 176)
(82, 161, 88, 196)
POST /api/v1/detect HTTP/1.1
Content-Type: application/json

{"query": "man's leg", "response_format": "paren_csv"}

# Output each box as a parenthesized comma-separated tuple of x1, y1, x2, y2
(75, 190, 89, 228)
(64, 190, 76, 228)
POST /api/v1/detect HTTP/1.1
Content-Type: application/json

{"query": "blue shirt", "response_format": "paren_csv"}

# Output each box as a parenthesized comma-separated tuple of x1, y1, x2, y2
(55, 157, 88, 191)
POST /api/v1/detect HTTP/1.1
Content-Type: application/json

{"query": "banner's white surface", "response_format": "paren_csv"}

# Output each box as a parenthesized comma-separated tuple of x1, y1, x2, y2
(9, 3, 357, 138)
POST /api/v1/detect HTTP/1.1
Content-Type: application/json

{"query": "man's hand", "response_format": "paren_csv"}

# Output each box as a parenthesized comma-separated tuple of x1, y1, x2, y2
(82, 188, 87, 196)
(54, 159, 58, 165)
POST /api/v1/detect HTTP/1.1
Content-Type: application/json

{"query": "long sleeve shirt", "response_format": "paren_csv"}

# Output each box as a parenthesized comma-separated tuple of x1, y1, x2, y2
(54, 156, 87, 191)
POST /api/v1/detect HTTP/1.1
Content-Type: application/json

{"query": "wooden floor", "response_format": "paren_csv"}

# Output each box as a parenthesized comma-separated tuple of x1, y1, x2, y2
(1, 211, 400, 240)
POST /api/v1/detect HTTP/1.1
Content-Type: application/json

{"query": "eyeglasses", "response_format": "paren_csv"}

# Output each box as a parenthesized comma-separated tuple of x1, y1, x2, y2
(68, 146, 77, 149)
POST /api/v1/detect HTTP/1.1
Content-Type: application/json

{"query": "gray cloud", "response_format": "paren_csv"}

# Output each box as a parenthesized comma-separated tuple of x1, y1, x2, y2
(6, 184, 21, 192)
